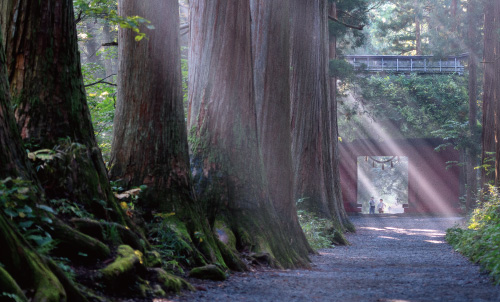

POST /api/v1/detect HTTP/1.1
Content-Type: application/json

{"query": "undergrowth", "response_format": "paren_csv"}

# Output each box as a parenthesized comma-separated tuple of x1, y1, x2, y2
(297, 209, 335, 250)
(446, 186, 500, 284)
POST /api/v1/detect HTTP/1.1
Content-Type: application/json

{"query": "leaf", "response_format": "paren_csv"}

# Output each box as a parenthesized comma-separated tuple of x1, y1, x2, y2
(37, 204, 56, 214)
(41, 216, 53, 224)
(18, 220, 34, 228)
(4, 208, 18, 217)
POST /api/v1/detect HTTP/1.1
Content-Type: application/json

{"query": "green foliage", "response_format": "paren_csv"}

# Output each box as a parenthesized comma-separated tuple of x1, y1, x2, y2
(446, 186, 500, 284)
(82, 63, 116, 162)
(0, 178, 55, 254)
(297, 209, 336, 250)
(329, 0, 370, 52)
(340, 74, 468, 141)
(53, 257, 76, 282)
(296, 198, 336, 250)
(148, 214, 192, 273)
(329, 59, 355, 80)
(74, 0, 153, 41)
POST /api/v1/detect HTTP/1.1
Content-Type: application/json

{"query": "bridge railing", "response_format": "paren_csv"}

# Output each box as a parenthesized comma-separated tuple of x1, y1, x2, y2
(343, 54, 468, 75)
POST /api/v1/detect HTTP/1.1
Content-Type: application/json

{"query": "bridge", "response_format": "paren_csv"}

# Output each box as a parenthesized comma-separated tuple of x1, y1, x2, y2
(344, 54, 468, 75)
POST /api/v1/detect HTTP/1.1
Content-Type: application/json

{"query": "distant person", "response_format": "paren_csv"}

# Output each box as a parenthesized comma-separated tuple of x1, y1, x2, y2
(378, 199, 386, 214)
(369, 197, 376, 214)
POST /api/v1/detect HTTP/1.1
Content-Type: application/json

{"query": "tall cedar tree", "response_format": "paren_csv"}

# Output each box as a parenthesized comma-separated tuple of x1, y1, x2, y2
(250, 0, 313, 256)
(0, 28, 87, 302)
(491, 0, 500, 185)
(3, 0, 125, 223)
(109, 0, 245, 270)
(290, 0, 353, 240)
(481, 0, 498, 186)
(188, 0, 309, 268)
(110, 0, 190, 212)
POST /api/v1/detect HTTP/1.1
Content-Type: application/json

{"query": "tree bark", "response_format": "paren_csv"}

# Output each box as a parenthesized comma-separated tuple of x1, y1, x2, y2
(102, 21, 116, 76)
(465, 0, 478, 210)
(189, 0, 309, 268)
(481, 0, 496, 187)
(329, 2, 354, 232)
(4, 0, 124, 222)
(84, 20, 105, 78)
(414, 0, 422, 55)
(250, 0, 312, 256)
(110, 0, 244, 270)
(110, 0, 190, 212)
(0, 27, 86, 302)
(494, 0, 500, 186)
(290, 0, 351, 238)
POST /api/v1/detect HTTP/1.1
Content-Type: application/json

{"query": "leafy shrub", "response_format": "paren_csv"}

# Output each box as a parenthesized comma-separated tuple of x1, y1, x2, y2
(446, 186, 500, 284)
(297, 209, 336, 250)
(0, 177, 56, 254)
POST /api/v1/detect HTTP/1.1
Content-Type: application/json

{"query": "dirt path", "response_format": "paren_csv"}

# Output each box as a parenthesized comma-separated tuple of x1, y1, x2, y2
(174, 216, 500, 302)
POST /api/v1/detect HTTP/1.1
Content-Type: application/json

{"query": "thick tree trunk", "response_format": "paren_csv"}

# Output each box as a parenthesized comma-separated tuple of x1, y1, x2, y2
(290, 0, 350, 238)
(0, 28, 86, 302)
(250, 0, 312, 256)
(110, 0, 190, 212)
(0, 0, 13, 48)
(4, 0, 124, 222)
(102, 21, 116, 76)
(494, 0, 500, 186)
(481, 0, 496, 187)
(189, 0, 309, 268)
(414, 0, 422, 55)
(110, 0, 244, 270)
(84, 20, 105, 78)
(465, 0, 478, 210)
(329, 2, 353, 232)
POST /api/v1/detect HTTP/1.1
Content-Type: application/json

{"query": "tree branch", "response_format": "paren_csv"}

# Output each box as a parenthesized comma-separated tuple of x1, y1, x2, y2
(328, 15, 364, 30)
(84, 74, 117, 87)
(75, 10, 85, 24)
(102, 41, 118, 47)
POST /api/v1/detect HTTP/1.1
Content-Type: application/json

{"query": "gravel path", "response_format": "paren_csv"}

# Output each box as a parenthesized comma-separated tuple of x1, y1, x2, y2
(174, 216, 500, 302)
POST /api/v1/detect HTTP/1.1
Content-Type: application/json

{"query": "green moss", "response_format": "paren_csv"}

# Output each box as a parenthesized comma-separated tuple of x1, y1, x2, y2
(145, 250, 162, 268)
(188, 264, 227, 281)
(214, 220, 236, 250)
(153, 268, 193, 293)
(27, 249, 66, 302)
(0, 266, 27, 302)
(100, 245, 143, 283)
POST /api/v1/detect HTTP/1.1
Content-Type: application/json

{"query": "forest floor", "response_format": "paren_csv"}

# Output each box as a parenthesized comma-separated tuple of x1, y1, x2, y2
(163, 215, 500, 302)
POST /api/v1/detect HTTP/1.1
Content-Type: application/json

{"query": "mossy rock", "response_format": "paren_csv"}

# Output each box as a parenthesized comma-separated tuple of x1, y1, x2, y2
(188, 264, 227, 281)
(99, 245, 145, 288)
(149, 268, 194, 293)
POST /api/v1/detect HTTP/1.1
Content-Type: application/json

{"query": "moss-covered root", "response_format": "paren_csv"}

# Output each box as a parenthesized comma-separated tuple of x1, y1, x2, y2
(48, 218, 111, 260)
(188, 264, 227, 281)
(149, 268, 194, 293)
(45, 258, 88, 302)
(70, 218, 147, 252)
(99, 245, 145, 289)
(0, 266, 28, 302)
(0, 215, 67, 302)
(215, 239, 247, 272)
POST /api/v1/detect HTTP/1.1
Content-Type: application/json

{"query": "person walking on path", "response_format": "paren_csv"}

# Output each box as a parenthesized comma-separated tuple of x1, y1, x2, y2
(378, 199, 386, 213)
(369, 197, 376, 214)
